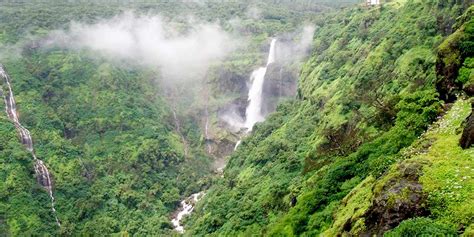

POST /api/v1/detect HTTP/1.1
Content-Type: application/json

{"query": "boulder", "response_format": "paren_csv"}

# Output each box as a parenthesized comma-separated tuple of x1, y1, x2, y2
(460, 101, 474, 149)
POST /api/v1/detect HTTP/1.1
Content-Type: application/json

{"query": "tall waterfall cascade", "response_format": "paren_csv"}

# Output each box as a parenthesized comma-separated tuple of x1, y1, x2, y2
(244, 38, 277, 131)
(233, 38, 277, 151)
(0, 64, 61, 227)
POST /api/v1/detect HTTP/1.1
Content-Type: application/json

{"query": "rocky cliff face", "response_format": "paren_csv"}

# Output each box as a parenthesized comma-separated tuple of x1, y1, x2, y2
(262, 62, 298, 116)
(362, 161, 430, 236)
(460, 101, 474, 149)
(214, 67, 249, 96)
(436, 10, 474, 102)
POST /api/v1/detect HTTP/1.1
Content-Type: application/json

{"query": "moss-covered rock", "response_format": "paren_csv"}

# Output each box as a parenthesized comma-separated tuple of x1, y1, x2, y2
(323, 99, 473, 236)
(436, 6, 474, 101)
(322, 176, 375, 236)
(322, 159, 431, 236)
(363, 159, 430, 236)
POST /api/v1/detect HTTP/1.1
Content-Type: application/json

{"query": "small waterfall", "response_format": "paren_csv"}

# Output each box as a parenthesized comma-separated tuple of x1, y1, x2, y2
(233, 140, 242, 151)
(0, 64, 61, 227)
(172, 192, 205, 233)
(204, 106, 212, 154)
(244, 38, 277, 131)
(171, 108, 189, 157)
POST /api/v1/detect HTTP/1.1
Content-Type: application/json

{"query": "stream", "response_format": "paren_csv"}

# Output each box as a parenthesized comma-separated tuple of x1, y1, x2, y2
(0, 64, 61, 227)
(171, 192, 205, 233)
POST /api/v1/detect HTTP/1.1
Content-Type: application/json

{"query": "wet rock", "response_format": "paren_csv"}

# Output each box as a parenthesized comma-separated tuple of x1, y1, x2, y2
(460, 101, 474, 149)
(261, 63, 297, 116)
(435, 48, 462, 103)
(464, 83, 474, 96)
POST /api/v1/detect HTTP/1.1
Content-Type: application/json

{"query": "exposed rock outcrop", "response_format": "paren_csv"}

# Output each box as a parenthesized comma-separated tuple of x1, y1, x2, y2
(262, 63, 297, 116)
(460, 101, 474, 149)
(435, 9, 474, 102)
(325, 160, 430, 237)
(435, 29, 463, 102)
(362, 160, 430, 236)
(214, 67, 249, 95)
(464, 83, 474, 96)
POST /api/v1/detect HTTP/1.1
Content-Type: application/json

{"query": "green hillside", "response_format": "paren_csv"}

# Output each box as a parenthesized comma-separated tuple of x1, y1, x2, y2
(187, 1, 474, 236)
(0, 0, 473, 236)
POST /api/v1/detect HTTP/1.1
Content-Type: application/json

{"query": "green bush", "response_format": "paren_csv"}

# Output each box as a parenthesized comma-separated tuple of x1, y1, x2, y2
(385, 218, 457, 237)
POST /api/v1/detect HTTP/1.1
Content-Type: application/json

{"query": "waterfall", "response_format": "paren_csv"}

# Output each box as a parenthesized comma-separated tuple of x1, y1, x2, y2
(204, 106, 212, 154)
(233, 140, 242, 151)
(244, 38, 277, 131)
(171, 108, 189, 157)
(233, 39, 277, 150)
(0, 64, 61, 227)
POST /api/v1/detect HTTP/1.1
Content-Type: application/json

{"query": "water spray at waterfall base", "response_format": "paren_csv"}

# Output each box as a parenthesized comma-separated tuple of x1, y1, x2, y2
(0, 64, 61, 227)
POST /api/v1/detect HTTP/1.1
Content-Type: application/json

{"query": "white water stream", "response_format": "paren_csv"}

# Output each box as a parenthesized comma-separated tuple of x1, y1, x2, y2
(171, 192, 204, 233)
(0, 64, 61, 227)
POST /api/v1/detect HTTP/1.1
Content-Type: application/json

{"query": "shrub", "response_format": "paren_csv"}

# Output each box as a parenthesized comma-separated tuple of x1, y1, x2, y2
(385, 218, 457, 237)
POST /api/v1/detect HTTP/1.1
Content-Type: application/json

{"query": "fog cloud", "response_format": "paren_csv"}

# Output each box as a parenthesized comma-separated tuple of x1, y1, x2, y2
(299, 25, 316, 53)
(47, 12, 237, 81)
(246, 6, 262, 20)
(277, 25, 315, 64)
(0, 44, 22, 61)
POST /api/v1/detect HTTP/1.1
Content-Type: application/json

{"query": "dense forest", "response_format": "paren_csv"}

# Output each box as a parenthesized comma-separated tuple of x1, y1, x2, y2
(0, 0, 473, 236)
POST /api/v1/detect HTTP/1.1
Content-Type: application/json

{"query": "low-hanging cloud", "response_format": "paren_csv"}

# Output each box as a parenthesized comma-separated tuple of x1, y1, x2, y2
(299, 25, 316, 53)
(276, 25, 316, 64)
(46, 12, 237, 81)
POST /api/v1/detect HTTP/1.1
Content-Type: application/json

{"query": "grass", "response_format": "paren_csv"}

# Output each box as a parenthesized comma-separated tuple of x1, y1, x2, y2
(322, 176, 375, 236)
(322, 99, 473, 235)
(415, 99, 474, 228)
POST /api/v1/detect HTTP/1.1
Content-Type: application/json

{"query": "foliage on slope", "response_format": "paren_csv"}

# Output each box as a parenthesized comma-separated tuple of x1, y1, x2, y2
(0, 49, 213, 235)
(0, 1, 336, 235)
(325, 99, 473, 236)
(187, 0, 472, 236)
(0, 120, 55, 235)
(0, 0, 473, 236)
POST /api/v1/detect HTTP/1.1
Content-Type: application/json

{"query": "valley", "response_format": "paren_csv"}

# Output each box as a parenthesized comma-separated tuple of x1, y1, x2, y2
(0, 0, 473, 236)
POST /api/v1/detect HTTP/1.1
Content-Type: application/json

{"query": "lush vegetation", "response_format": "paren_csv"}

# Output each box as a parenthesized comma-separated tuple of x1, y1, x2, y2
(0, 1, 341, 235)
(0, 0, 473, 236)
(187, 0, 474, 236)
(0, 49, 216, 235)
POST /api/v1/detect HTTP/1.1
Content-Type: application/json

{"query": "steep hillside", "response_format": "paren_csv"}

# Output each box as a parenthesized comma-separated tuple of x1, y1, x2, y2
(187, 1, 473, 236)
(0, 0, 473, 236)
(0, 51, 214, 235)
(0, 1, 336, 235)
